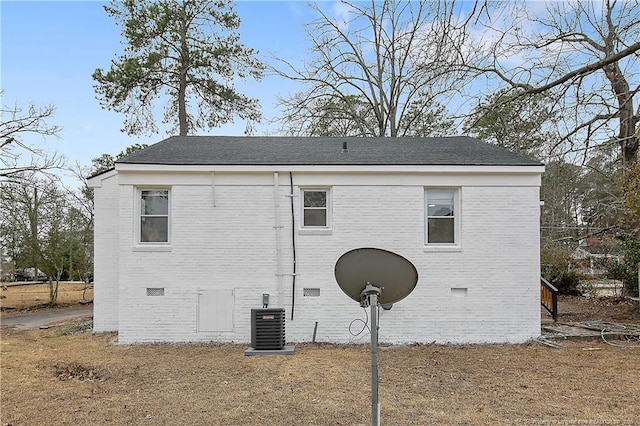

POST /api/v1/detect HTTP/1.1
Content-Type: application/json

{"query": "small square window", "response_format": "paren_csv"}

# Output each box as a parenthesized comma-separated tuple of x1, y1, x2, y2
(301, 189, 330, 228)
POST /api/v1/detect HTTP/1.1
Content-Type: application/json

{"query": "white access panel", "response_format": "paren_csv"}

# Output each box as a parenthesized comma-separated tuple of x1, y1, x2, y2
(197, 289, 234, 332)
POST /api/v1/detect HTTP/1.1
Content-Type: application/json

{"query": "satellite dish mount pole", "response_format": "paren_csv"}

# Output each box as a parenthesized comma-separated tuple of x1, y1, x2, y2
(335, 248, 418, 426)
(361, 283, 381, 426)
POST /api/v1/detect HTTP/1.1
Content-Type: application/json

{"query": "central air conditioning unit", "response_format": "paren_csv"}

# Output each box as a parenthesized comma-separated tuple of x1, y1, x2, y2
(251, 308, 285, 350)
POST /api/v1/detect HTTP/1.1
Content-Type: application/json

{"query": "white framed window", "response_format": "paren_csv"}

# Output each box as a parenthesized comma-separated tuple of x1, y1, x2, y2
(139, 188, 170, 244)
(425, 188, 459, 246)
(301, 188, 330, 228)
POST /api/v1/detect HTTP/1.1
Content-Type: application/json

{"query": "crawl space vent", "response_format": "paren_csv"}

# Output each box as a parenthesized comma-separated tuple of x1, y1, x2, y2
(146, 288, 165, 296)
(303, 288, 321, 297)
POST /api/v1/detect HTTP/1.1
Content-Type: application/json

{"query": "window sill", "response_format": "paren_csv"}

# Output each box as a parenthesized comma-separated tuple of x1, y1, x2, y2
(133, 245, 173, 252)
(423, 245, 462, 253)
(299, 228, 333, 236)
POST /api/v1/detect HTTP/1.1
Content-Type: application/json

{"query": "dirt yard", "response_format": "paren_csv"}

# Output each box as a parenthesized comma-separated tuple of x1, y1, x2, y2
(554, 294, 639, 323)
(1, 293, 639, 425)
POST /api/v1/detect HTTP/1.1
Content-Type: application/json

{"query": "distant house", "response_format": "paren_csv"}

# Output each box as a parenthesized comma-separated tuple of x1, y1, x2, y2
(571, 233, 624, 277)
(88, 136, 544, 344)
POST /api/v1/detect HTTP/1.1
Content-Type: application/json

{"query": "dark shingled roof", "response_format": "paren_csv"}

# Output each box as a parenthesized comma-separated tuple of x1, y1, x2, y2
(116, 136, 543, 166)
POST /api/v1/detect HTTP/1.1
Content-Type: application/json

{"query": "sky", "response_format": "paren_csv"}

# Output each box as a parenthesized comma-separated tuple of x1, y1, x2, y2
(1, 0, 320, 182)
(2, 0, 632, 184)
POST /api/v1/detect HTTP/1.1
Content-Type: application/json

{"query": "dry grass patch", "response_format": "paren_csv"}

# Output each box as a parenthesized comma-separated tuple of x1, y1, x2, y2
(0, 282, 93, 314)
(1, 324, 639, 425)
(2, 294, 639, 424)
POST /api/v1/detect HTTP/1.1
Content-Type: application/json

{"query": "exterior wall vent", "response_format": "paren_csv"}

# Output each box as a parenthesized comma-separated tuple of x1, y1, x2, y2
(251, 308, 285, 350)
(146, 288, 164, 296)
(303, 288, 320, 297)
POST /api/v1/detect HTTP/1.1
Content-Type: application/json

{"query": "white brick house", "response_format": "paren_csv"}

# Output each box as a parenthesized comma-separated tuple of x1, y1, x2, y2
(88, 136, 544, 344)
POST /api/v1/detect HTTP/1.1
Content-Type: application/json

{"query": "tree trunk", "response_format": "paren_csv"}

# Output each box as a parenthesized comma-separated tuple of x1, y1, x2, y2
(48, 279, 59, 307)
(177, 5, 189, 136)
(603, 62, 638, 164)
(603, 0, 638, 165)
(29, 186, 40, 282)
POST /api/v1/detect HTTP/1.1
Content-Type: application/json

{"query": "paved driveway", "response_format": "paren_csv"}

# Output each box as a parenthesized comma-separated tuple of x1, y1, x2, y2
(1, 305, 93, 330)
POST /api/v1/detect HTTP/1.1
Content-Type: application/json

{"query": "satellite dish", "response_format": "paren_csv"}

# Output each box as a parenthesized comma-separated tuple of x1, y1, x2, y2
(334, 248, 418, 426)
(334, 247, 418, 306)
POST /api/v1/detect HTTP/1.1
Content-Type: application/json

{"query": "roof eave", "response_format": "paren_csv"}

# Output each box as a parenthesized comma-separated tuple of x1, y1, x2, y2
(87, 168, 117, 187)
(114, 163, 545, 174)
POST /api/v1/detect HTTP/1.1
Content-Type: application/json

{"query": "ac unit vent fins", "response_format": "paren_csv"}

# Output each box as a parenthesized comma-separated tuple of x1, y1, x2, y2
(251, 308, 285, 350)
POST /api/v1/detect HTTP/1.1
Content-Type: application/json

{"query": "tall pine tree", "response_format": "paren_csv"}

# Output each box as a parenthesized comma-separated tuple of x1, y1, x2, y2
(93, 0, 264, 136)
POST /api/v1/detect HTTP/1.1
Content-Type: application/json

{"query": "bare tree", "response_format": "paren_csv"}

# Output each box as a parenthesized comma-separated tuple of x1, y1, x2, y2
(464, 89, 560, 158)
(274, 0, 463, 137)
(279, 94, 378, 137)
(0, 176, 57, 284)
(1, 93, 63, 182)
(0, 175, 92, 303)
(452, 0, 640, 164)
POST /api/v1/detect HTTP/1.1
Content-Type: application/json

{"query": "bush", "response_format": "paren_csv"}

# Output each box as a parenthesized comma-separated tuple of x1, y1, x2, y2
(541, 243, 582, 295)
(602, 233, 639, 297)
(549, 270, 582, 295)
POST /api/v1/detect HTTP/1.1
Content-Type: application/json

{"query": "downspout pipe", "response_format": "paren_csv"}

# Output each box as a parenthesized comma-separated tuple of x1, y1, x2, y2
(289, 172, 297, 321)
(273, 172, 284, 303)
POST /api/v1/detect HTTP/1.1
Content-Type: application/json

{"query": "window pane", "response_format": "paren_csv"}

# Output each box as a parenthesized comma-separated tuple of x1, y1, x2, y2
(304, 209, 327, 227)
(141, 191, 168, 215)
(427, 190, 454, 216)
(304, 191, 326, 208)
(141, 217, 168, 242)
(428, 218, 454, 243)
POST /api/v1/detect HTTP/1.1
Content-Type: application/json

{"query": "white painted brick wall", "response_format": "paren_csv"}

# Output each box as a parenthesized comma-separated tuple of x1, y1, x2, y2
(98, 171, 541, 344)
(92, 174, 119, 332)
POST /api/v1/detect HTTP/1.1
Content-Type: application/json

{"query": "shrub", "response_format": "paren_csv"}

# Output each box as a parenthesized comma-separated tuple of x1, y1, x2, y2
(541, 242, 582, 295)
(603, 233, 639, 296)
